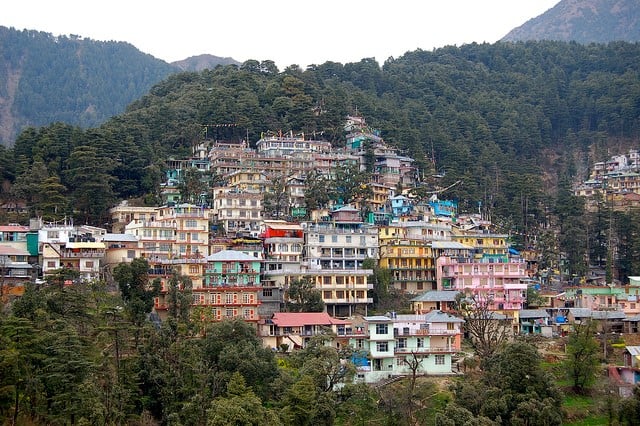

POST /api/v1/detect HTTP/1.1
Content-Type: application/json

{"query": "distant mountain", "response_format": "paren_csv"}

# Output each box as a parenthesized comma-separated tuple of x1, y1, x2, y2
(172, 54, 240, 72)
(502, 0, 640, 43)
(0, 26, 180, 146)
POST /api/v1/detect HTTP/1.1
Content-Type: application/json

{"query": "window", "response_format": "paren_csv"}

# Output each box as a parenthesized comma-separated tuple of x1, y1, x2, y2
(397, 338, 407, 349)
(225, 308, 235, 318)
(356, 339, 364, 349)
(189, 265, 199, 274)
(185, 219, 197, 227)
(346, 236, 352, 243)
(242, 293, 252, 304)
(417, 337, 424, 348)
(262, 288, 273, 297)
(319, 235, 325, 243)
(127, 250, 135, 259)
(376, 342, 388, 352)
(331, 235, 338, 243)
(85, 261, 94, 268)
(47, 261, 56, 268)
(242, 308, 252, 319)
(435, 355, 445, 365)
(225, 293, 235, 304)
(447, 322, 454, 330)
(403, 327, 410, 335)
(375, 323, 388, 335)
(47, 231, 59, 239)
(179, 232, 186, 241)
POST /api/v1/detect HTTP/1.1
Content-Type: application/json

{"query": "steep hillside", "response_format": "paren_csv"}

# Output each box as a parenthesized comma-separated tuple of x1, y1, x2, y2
(172, 54, 240, 71)
(502, 0, 640, 43)
(0, 26, 178, 145)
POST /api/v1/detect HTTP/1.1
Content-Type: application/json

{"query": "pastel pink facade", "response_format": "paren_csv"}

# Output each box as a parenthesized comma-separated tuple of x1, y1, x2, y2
(437, 255, 529, 313)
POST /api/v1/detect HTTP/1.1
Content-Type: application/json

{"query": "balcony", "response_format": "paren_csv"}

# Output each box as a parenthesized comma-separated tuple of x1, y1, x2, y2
(395, 346, 455, 354)
(324, 297, 373, 304)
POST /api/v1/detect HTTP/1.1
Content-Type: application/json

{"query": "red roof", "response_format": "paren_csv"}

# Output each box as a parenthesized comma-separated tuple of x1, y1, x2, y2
(0, 225, 29, 232)
(271, 312, 348, 327)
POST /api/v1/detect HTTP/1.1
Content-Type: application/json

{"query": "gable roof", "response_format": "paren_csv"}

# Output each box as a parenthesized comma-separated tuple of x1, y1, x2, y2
(590, 310, 627, 320)
(411, 290, 461, 302)
(423, 310, 465, 323)
(103, 233, 139, 242)
(626, 346, 640, 356)
(518, 309, 550, 319)
(271, 312, 347, 327)
(206, 249, 260, 262)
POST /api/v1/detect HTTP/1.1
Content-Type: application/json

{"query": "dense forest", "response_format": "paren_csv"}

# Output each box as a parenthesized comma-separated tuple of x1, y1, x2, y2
(2, 39, 640, 424)
(1, 40, 640, 279)
(0, 27, 177, 144)
(2, 264, 640, 425)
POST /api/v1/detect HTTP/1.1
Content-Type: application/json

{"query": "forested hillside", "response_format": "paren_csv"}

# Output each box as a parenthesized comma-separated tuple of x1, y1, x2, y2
(503, 0, 640, 43)
(0, 27, 178, 145)
(2, 40, 640, 277)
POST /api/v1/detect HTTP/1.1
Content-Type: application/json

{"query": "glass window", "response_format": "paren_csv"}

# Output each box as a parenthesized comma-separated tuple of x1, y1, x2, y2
(376, 341, 388, 352)
(435, 355, 445, 365)
(375, 323, 388, 335)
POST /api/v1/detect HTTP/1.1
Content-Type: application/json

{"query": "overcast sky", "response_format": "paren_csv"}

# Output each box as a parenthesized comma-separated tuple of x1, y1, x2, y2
(3, 1, 559, 70)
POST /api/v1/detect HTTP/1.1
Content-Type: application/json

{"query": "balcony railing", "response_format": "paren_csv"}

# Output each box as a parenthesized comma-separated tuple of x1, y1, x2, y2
(395, 346, 455, 354)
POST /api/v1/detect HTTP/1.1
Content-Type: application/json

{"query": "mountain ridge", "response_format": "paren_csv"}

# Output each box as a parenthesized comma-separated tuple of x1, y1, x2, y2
(502, 0, 640, 43)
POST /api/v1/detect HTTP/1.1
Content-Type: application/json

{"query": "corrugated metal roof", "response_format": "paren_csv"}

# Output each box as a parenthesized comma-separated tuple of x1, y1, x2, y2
(206, 249, 260, 261)
(271, 312, 347, 327)
(410, 290, 461, 302)
(423, 310, 465, 323)
(431, 241, 473, 249)
(266, 223, 303, 231)
(363, 315, 392, 322)
(0, 246, 30, 256)
(0, 225, 29, 232)
(590, 310, 626, 320)
(626, 346, 640, 356)
(103, 233, 139, 242)
(518, 309, 550, 319)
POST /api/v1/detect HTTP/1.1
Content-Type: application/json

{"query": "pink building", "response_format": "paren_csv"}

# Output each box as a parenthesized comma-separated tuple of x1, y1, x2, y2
(436, 255, 529, 318)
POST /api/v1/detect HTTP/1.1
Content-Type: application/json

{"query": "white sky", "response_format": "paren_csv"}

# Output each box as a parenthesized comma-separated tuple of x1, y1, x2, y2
(2, 1, 559, 70)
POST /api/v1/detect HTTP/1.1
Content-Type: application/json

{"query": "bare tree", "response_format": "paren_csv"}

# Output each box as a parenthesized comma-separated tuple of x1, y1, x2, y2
(457, 293, 512, 363)
(402, 351, 425, 424)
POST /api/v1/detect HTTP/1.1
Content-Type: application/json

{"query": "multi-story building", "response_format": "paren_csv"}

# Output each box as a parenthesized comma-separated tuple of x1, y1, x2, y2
(258, 311, 351, 350)
(0, 246, 33, 301)
(38, 221, 107, 282)
(379, 239, 434, 293)
(101, 233, 140, 273)
(109, 202, 158, 233)
(195, 250, 262, 323)
(410, 290, 461, 314)
(436, 253, 529, 323)
(42, 236, 105, 282)
(350, 311, 464, 383)
(378, 220, 451, 293)
(212, 188, 263, 238)
(392, 311, 463, 375)
(303, 206, 376, 316)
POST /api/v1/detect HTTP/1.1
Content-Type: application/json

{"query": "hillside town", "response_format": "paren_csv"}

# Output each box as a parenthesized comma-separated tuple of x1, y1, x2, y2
(2, 115, 640, 390)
